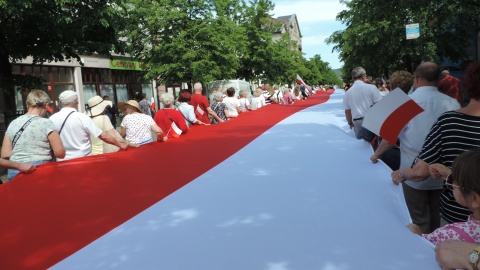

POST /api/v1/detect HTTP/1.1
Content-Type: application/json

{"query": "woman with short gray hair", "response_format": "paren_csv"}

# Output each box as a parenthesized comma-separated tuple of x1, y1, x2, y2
(238, 89, 251, 112)
(210, 91, 236, 124)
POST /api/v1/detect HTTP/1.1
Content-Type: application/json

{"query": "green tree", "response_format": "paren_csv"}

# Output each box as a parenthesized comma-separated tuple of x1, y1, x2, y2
(235, 0, 276, 82)
(123, 0, 244, 87)
(266, 33, 304, 84)
(326, 0, 479, 80)
(0, 0, 127, 111)
(308, 55, 342, 86)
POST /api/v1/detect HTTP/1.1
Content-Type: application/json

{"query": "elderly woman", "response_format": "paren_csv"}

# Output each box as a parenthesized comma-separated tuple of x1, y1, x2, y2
(1, 90, 65, 181)
(177, 90, 205, 126)
(154, 93, 189, 139)
(250, 88, 266, 110)
(210, 92, 237, 124)
(120, 100, 164, 144)
(238, 89, 251, 112)
(86, 95, 125, 154)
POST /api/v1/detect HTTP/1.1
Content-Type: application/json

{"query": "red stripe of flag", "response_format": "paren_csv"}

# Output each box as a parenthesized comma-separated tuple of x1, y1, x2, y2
(379, 99, 424, 145)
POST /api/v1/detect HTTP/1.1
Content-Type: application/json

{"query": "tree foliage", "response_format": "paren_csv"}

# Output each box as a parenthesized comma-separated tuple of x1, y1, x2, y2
(326, 0, 479, 81)
(123, 0, 245, 86)
(0, 0, 127, 110)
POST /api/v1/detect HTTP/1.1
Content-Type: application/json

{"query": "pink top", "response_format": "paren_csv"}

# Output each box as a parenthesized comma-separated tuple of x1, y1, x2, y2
(283, 93, 293, 105)
(423, 215, 480, 245)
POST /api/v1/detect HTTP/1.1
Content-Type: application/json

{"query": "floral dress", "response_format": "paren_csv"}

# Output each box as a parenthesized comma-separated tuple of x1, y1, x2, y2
(211, 101, 227, 124)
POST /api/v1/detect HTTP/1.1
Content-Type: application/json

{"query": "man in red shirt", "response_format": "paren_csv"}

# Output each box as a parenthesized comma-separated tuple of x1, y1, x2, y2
(438, 70, 462, 105)
(190, 82, 224, 124)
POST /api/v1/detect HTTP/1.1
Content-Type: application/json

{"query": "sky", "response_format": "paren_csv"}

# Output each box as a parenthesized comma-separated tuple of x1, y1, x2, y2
(272, 0, 347, 69)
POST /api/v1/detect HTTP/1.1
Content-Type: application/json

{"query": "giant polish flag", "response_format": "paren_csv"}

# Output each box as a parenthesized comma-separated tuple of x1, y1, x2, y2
(0, 90, 440, 269)
(362, 88, 424, 145)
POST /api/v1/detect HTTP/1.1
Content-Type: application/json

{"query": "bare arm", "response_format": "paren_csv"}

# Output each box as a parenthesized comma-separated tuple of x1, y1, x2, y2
(0, 136, 35, 173)
(391, 159, 431, 185)
(1, 135, 12, 159)
(371, 139, 394, 163)
(435, 241, 480, 270)
(150, 124, 165, 142)
(99, 131, 128, 150)
(207, 107, 224, 123)
(430, 163, 451, 180)
(0, 159, 36, 174)
(344, 109, 353, 129)
(48, 131, 66, 159)
(120, 127, 126, 138)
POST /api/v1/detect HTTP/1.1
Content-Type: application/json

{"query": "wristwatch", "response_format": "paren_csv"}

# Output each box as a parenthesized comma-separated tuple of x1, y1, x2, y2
(469, 246, 480, 268)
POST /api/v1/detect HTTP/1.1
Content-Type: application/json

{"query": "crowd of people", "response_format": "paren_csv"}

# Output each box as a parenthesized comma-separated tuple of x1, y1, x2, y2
(344, 61, 480, 269)
(0, 81, 324, 182)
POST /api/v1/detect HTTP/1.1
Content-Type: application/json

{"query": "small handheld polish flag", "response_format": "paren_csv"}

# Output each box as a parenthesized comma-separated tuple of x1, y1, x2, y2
(362, 88, 424, 145)
(169, 122, 182, 138)
(150, 97, 156, 110)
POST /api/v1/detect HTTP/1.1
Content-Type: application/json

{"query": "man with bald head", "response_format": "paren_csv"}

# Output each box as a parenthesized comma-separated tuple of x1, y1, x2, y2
(190, 82, 223, 124)
(371, 62, 460, 233)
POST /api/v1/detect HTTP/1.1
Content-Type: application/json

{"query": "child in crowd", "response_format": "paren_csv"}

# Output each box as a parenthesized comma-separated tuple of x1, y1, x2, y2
(408, 149, 480, 245)
(283, 88, 293, 105)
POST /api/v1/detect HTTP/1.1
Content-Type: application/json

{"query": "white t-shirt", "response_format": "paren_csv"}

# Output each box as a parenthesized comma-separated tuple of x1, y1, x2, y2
(222, 97, 240, 117)
(343, 80, 382, 119)
(177, 102, 197, 126)
(50, 108, 103, 161)
(250, 97, 265, 110)
(239, 97, 250, 111)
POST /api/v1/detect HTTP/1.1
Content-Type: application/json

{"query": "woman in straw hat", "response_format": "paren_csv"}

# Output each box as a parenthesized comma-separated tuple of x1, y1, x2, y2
(120, 100, 164, 144)
(86, 96, 131, 155)
(153, 93, 188, 140)
(1, 90, 65, 181)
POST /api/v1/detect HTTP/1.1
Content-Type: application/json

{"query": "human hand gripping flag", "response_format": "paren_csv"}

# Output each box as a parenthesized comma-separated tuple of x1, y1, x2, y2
(362, 88, 424, 146)
(150, 97, 156, 110)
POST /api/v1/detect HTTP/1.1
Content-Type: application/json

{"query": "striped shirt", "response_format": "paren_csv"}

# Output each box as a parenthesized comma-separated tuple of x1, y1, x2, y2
(418, 111, 480, 223)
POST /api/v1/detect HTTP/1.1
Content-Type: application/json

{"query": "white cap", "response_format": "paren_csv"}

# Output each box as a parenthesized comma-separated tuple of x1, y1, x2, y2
(59, 90, 78, 104)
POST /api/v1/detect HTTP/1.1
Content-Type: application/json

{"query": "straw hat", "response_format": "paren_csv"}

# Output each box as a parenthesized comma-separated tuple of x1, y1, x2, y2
(124, 100, 142, 113)
(85, 96, 112, 117)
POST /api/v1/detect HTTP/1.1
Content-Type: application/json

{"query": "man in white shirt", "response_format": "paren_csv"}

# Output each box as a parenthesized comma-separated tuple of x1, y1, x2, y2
(49, 90, 128, 161)
(343, 67, 382, 139)
(371, 62, 460, 233)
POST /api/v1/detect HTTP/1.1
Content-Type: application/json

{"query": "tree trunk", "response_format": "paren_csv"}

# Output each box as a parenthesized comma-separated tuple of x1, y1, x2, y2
(0, 50, 16, 114)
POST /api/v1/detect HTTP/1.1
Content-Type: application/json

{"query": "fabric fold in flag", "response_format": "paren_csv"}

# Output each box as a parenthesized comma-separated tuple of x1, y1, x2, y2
(362, 88, 424, 145)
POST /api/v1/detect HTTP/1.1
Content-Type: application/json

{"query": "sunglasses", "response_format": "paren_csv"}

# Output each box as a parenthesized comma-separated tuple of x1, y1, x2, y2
(445, 174, 464, 191)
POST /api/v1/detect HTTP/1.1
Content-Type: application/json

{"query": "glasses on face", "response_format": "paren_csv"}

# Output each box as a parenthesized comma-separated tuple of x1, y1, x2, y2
(445, 174, 462, 190)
